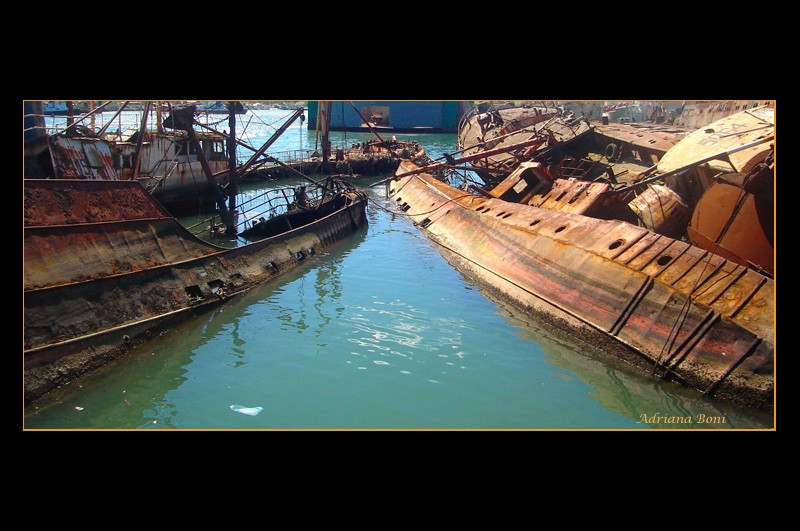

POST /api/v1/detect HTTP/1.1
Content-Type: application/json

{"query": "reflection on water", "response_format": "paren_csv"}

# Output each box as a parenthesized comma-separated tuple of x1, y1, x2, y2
(24, 120, 772, 429)
(484, 292, 773, 429)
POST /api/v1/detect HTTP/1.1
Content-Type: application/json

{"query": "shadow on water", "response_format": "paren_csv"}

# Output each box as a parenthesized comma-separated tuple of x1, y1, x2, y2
(479, 289, 773, 429)
(23, 226, 369, 429)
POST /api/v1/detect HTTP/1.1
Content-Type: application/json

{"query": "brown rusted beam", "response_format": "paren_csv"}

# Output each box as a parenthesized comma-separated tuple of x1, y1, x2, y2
(66, 101, 74, 126)
(347, 101, 388, 145)
(188, 126, 228, 211)
(132, 101, 151, 180)
(97, 101, 130, 137)
(226, 101, 239, 236)
(196, 121, 259, 153)
(370, 136, 547, 187)
(164, 105, 231, 218)
(320, 102, 332, 174)
(611, 135, 775, 194)
(235, 108, 305, 177)
(60, 100, 114, 135)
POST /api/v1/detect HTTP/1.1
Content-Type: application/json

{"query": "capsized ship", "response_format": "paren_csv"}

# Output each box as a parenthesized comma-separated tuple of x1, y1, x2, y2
(387, 160, 773, 410)
(24, 176, 367, 404)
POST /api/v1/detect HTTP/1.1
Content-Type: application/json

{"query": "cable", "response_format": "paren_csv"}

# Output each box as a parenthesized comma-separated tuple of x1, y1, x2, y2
(650, 184, 751, 379)
(365, 175, 479, 218)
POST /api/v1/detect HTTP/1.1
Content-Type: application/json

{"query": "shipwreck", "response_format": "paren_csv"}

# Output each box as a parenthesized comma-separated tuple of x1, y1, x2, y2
(23, 100, 370, 404)
(385, 103, 775, 411)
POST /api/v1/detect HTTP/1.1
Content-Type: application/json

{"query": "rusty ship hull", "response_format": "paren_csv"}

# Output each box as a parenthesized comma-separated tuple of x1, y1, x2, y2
(388, 161, 773, 410)
(24, 179, 367, 404)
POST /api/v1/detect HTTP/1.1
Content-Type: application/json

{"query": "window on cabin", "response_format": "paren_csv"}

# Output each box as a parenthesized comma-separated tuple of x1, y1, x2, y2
(174, 140, 196, 158)
(207, 140, 225, 161)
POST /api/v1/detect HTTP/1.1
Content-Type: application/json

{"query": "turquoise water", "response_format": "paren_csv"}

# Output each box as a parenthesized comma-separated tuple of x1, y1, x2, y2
(25, 108, 774, 429)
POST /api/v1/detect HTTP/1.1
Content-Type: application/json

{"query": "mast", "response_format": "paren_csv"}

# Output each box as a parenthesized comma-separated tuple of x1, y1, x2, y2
(132, 101, 151, 180)
(162, 104, 231, 228)
(226, 101, 239, 236)
(156, 101, 164, 133)
(66, 101, 75, 127)
(318, 100, 332, 173)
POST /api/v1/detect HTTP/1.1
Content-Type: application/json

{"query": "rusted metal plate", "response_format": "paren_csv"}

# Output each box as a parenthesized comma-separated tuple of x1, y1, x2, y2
(628, 184, 690, 238)
(639, 238, 692, 277)
(24, 179, 171, 227)
(531, 180, 614, 215)
(49, 137, 119, 180)
(616, 281, 709, 360)
(24, 219, 221, 290)
(488, 162, 619, 217)
(657, 107, 774, 174)
(729, 279, 773, 343)
(594, 122, 687, 161)
(624, 235, 680, 271)
(688, 178, 773, 276)
(390, 161, 774, 409)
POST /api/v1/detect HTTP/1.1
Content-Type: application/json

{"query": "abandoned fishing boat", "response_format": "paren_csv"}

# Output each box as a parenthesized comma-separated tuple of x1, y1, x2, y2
(244, 100, 427, 182)
(26, 102, 232, 214)
(23, 176, 368, 404)
(386, 159, 773, 410)
(240, 138, 427, 182)
(109, 102, 289, 215)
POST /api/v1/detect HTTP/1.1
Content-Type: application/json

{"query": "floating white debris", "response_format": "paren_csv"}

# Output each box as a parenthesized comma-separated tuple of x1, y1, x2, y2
(74, 406, 84, 411)
(230, 404, 264, 416)
(373, 360, 390, 365)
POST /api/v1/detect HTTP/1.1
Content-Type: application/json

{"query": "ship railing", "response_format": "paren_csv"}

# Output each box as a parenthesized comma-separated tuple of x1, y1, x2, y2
(185, 183, 326, 238)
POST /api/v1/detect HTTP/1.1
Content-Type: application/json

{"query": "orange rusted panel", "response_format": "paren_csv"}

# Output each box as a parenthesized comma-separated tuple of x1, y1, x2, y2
(688, 177, 773, 277)
(628, 184, 691, 238)
(49, 137, 119, 180)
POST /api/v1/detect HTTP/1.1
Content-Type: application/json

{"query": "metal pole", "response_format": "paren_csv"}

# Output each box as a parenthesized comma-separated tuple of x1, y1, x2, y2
(320, 101, 332, 174)
(156, 101, 164, 133)
(609, 135, 775, 194)
(132, 101, 151, 180)
(59, 100, 114, 135)
(347, 101, 387, 144)
(226, 101, 239, 236)
(196, 121, 258, 153)
(97, 101, 129, 136)
(370, 136, 548, 187)
(228, 108, 305, 177)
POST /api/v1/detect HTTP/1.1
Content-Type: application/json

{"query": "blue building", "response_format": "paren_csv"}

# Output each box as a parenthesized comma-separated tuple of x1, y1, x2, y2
(307, 101, 460, 133)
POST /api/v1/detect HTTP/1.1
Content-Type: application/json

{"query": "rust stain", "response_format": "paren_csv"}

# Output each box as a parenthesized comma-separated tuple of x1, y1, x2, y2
(24, 179, 171, 227)
(390, 160, 774, 410)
